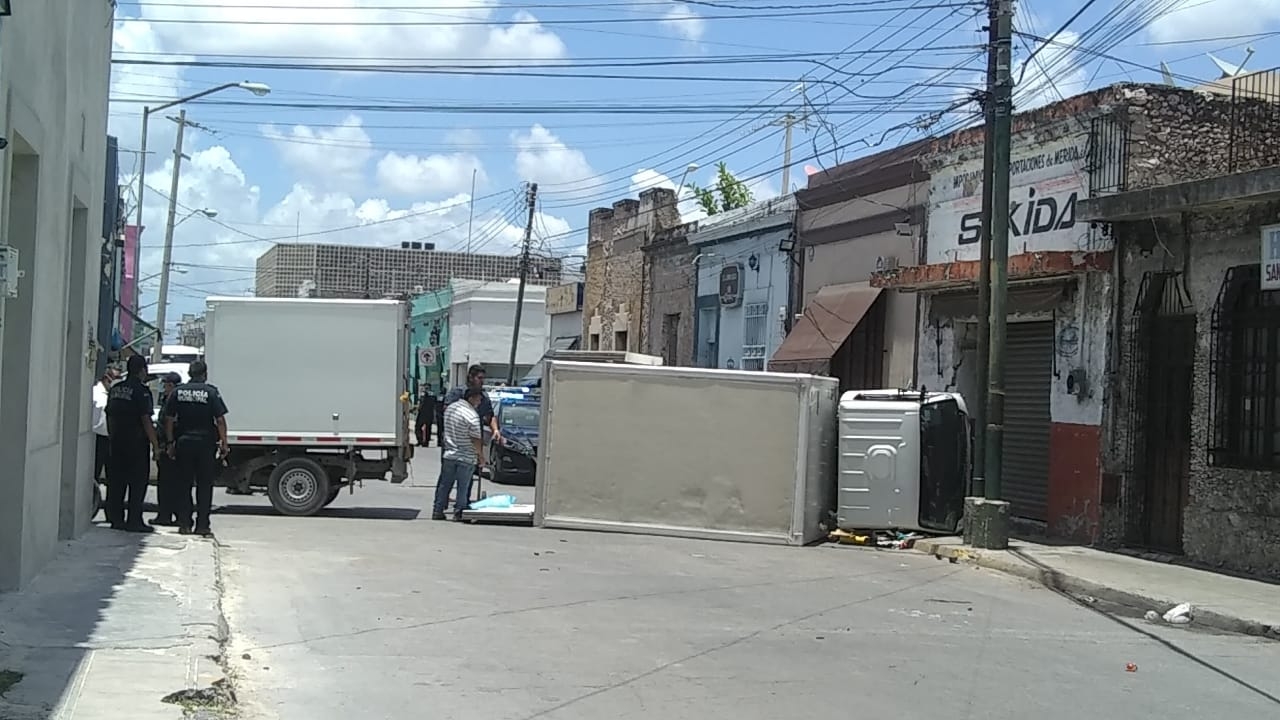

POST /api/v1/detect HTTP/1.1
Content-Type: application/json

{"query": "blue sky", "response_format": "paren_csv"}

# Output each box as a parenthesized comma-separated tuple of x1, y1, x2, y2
(108, 0, 1280, 327)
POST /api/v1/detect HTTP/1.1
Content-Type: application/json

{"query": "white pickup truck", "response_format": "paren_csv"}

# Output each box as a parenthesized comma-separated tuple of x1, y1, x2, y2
(203, 296, 414, 515)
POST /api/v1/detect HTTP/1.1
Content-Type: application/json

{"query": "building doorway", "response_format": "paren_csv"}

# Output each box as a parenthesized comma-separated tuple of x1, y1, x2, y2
(1126, 272, 1194, 553)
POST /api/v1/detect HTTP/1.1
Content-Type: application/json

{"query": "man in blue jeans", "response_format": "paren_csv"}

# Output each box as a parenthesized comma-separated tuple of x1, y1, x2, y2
(433, 387, 488, 521)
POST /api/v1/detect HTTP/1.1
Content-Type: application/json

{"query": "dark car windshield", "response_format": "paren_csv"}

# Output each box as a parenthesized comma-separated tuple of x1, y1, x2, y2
(501, 404, 540, 430)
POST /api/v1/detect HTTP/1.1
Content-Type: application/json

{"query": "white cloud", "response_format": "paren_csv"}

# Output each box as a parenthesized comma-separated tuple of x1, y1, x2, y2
(262, 115, 374, 191)
(512, 124, 598, 195)
(660, 3, 706, 42)
(118, 0, 567, 61)
(1148, 0, 1280, 44)
(376, 151, 486, 197)
(629, 167, 704, 223)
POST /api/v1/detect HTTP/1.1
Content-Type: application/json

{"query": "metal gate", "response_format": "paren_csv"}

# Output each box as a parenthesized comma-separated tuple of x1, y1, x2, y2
(1002, 321, 1054, 521)
(1125, 272, 1194, 552)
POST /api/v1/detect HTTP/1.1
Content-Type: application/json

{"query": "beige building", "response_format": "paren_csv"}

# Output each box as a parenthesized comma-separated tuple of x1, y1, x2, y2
(770, 141, 927, 392)
(0, 1, 115, 589)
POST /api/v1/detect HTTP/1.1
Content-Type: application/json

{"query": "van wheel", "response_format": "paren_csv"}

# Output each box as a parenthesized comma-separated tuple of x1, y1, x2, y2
(267, 458, 331, 516)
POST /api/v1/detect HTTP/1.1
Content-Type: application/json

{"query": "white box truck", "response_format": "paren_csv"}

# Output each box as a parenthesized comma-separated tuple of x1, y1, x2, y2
(203, 296, 413, 515)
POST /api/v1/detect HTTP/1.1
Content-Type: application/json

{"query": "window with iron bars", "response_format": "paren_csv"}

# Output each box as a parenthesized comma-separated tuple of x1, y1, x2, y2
(742, 302, 769, 371)
(1209, 265, 1280, 470)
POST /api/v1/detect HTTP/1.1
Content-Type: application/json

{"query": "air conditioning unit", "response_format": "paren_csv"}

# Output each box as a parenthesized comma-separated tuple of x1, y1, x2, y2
(875, 255, 899, 272)
(412, 285, 425, 294)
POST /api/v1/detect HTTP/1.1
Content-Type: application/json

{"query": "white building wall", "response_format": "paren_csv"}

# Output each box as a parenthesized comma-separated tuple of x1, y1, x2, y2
(0, 1, 114, 590)
(447, 281, 548, 381)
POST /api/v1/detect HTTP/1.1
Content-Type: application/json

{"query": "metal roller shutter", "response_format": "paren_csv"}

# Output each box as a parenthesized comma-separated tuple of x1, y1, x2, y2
(1002, 321, 1053, 521)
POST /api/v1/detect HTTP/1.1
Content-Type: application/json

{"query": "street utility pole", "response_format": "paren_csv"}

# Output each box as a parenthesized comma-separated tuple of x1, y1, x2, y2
(972, 2, 999, 499)
(151, 110, 189, 364)
(973, 0, 1015, 549)
(507, 182, 538, 385)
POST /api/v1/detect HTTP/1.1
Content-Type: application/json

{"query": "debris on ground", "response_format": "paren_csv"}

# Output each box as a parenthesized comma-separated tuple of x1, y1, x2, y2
(1144, 602, 1194, 625)
(828, 529, 928, 549)
(161, 677, 237, 709)
(1126, 662, 1138, 672)
(1163, 602, 1194, 624)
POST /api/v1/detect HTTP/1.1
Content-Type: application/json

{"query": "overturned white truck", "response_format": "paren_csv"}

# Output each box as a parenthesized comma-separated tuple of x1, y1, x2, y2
(203, 296, 413, 515)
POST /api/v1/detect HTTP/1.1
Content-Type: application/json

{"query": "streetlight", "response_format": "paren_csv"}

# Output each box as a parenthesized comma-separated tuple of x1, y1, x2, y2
(176, 208, 218, 228)
(675, 163, 699, 203)
(135, 82, 269, 362)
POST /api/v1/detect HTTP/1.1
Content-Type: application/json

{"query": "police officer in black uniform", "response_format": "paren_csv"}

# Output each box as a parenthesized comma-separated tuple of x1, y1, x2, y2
(163, 360, 229, 537)
(151, 372, 184, 527)
(105, 354, 160, 532)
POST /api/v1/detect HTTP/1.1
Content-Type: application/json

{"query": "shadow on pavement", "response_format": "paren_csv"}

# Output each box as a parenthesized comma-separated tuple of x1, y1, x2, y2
(213, 505, 422, 521)
(0, 526, 144, 719)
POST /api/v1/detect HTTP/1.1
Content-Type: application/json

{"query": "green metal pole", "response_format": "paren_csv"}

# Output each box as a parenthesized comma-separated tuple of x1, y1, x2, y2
(973, 2, 998, 499)
(984, 0, 1014, 502)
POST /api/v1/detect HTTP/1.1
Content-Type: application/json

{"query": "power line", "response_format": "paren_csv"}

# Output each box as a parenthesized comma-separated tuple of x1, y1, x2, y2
(110, 98, 959, 115)
(531, 0, 977, 205)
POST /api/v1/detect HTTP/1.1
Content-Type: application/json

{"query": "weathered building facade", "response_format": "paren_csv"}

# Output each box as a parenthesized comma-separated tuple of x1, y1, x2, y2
(690, 196, 793, 370)
(1081, 160, 1280, 578)
(583, 188, 682, 353)
(644, 222, 699, 365)
(874, 81, 1280, 547)
(770, 143, 926, 392)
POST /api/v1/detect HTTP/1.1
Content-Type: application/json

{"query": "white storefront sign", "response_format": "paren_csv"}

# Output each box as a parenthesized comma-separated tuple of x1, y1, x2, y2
(927, 134, 1094, 264)
(1263, 224, 1280, 291)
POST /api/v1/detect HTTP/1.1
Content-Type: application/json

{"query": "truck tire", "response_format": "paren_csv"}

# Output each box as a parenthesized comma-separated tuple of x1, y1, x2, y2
(267, 458, 331, 516)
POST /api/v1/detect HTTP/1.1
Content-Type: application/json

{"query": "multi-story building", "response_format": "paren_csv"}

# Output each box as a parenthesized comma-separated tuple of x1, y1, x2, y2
(0, 0, 115, 590)
(255, 242, 562, 299)
(177, 313, 206, 348)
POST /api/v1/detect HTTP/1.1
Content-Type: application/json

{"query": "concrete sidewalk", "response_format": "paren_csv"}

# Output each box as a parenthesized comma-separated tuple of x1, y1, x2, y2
(914, 537, 1280, 639)
(0, 527, 227, 719)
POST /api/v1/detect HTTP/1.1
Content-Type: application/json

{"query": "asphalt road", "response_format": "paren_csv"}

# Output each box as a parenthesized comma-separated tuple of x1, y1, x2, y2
(211, 451, 1280, 720)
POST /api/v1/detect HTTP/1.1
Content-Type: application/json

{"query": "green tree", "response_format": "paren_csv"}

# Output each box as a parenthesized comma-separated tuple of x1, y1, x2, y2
(688, 162, 754, 216)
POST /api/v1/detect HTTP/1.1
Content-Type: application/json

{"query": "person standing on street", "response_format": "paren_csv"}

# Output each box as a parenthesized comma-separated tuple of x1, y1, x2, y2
(440, 364, 502, 452)
(163, 360, 229, 537)
(432, 387, 487, 521)
(151, 372, 183, 527)
(105, 355, 159, 532)
(92, 367, 120, 484)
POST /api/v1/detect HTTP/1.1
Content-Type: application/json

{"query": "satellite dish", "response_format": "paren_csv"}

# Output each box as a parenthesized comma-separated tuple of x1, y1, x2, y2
(803, 164, 820, 176)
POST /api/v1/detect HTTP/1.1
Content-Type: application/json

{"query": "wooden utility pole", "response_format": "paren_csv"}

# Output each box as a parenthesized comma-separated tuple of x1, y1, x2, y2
(151, 110, 188, 364)
(507, 182, 538, 385)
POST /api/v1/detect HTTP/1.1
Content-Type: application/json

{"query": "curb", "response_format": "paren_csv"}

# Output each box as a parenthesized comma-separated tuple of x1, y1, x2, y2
(913, 539, 1280, 641)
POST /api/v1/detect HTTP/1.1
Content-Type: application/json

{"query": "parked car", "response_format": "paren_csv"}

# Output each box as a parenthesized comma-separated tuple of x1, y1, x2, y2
(489, 398, 539, 485)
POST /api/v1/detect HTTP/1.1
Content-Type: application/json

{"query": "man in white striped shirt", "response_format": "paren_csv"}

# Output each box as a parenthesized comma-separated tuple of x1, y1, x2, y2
(433, 387, 488, 520)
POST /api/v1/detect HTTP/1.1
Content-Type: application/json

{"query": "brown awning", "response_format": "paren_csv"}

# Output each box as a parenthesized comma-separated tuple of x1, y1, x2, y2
(769, 284, 882, 374)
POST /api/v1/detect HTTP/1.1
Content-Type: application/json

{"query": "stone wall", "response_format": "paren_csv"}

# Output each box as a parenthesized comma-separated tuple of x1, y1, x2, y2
(1107, 200, 1280, 579)
(583, 188, 680, 351)
(644, 224, 699, 363)
(1124, 85, 1280, 189)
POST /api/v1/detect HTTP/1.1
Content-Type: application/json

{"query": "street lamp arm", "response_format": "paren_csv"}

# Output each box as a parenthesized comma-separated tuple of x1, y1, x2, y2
(146, 82, 241, 116)
(144, 81, 270, 116)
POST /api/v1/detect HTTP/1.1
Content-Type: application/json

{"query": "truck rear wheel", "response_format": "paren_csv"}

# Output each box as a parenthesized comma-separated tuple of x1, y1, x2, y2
(267, 458, 331, 516)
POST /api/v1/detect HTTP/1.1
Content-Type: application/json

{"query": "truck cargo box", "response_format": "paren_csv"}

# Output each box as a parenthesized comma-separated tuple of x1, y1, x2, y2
(533, 361, 839, 545)
(204, 296, 408, 445)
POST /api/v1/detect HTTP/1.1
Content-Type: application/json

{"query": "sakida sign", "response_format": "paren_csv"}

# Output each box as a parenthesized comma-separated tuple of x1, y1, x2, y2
(1262, 224, 1280, 291)
(926, 134, 1099, 265)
